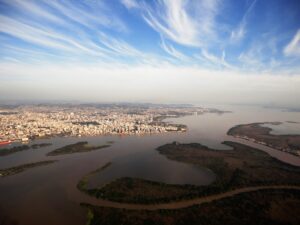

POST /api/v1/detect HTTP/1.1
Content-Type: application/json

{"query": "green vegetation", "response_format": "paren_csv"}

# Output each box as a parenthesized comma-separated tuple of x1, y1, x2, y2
(0, 160, 56, 177)
(81, 189, 300, 225)
(78, 141, 300, 204)
(47, 141, 111, 156)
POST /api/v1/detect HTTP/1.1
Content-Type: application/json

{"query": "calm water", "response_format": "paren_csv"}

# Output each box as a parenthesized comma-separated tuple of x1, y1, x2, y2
(261, 121, 300, 135)
(0, 105, 300, 225)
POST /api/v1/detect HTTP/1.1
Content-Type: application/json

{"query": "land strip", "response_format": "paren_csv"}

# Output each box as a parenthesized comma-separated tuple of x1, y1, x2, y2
(0, 160, 56, 177)
(227, 122, 300, 156)
(47, 141, 111, 156)
(0, 143, 52, 157)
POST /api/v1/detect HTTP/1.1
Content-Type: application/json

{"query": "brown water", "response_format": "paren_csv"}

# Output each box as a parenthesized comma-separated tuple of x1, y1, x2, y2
(0, 105, 300, 225)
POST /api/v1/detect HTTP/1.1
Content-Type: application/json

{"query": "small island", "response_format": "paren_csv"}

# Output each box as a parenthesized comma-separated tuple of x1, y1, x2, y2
(227, 122, 300, 156)
(31, 143, 52, 149)
(0, 143, 53, 157)
(46, 141, 111, 156)
(0, 160, 56, 177)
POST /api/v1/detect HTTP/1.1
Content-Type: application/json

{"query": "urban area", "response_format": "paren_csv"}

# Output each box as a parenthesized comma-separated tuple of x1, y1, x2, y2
(0, 104, 222, 143)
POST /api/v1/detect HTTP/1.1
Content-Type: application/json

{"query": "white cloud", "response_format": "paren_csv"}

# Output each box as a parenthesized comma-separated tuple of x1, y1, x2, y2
(1, 63, 299, 107)
(121, 0, 139, 9)
(160, 38, 190, 61)
(201, 49, 236, 70)
(0, 11, 165, 65)
(4, 0, 64, 24)
(142, 0, 219, 47)
(47, 0, 128, 32)
(0, 0, 299, 76)
(230, 0, 257, 43)
(230, 23, 246, 43)
(284, 29, 300, 57)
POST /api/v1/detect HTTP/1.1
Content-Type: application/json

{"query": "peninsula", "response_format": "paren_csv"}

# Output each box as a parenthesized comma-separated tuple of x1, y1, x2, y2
(77, 141, 300, 204)
(227, 122, 300, 156)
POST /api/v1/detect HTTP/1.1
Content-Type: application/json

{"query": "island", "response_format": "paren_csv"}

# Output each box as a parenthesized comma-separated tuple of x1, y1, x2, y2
(0, 143, 52, 157)
(77, 141, 300, 204)
(227, 122, 300, 156)
(31, 143, 52, 149)
(0, 160, 56, 177)
(47, 141, 111, 156)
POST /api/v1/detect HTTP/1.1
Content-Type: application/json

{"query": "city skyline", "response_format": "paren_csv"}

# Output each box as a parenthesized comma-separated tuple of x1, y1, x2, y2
(0, 0, 300, 107)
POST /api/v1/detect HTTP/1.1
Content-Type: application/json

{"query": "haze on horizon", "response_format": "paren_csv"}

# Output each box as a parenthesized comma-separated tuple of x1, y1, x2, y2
(0, 0, 299, 107)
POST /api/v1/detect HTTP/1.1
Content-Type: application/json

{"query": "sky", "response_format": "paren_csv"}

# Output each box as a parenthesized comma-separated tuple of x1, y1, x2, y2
(0, 0, 300, 107)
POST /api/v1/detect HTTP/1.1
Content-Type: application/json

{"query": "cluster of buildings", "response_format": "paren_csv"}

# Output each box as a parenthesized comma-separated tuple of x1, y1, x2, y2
(0, 104, 212, 142)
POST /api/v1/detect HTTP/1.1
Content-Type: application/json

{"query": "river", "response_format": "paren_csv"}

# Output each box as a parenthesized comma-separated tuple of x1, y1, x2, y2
(0, 104, 299, 225)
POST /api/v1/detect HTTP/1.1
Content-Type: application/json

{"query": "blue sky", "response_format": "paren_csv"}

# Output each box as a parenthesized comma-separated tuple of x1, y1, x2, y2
(0, 0, 300, 105)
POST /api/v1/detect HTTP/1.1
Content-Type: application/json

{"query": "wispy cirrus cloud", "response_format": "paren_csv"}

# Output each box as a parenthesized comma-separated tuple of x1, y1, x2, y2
(200, 49, 236, 70)
(0, 0, 170, 65)
(160, 38, 190, 61)
(137, 0, 220, 47)
(121, 0, 139, 9)
(230, 0, 258, 43)
(0, 0, 299, 75)
(284, 29, 300, 57)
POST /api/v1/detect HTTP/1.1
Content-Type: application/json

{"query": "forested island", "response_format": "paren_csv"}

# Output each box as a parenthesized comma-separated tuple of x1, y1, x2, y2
(47, 141, 111, 156)
(0, 160, 56, 177)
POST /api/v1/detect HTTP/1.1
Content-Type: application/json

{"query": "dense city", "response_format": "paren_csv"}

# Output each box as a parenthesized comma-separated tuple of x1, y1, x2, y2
(0, 104, 221, 143)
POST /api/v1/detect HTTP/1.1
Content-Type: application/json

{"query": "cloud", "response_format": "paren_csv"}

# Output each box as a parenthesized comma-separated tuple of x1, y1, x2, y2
(4, 0, 64, 24)
(121, 0, 139, 9)
(1, 62, 299, 107)
(0, 3, 165, 66)
(284, 29, 300, 57)
(141, 0, 219, 47)
(230, 24, 246, 43)
(47, 1, 127, 32)
(0, 0, 299, 75)
(230, 0, 257, 43)
(160, 38, 190, 61)
(200, 49, 236, 70)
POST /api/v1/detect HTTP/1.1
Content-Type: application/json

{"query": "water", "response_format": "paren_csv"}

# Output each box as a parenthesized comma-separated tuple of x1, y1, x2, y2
(0, 105, 300, 225)
(261, 121, 300, 135)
